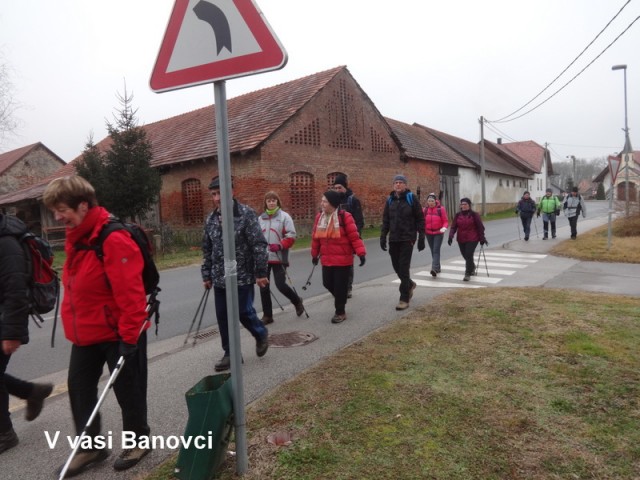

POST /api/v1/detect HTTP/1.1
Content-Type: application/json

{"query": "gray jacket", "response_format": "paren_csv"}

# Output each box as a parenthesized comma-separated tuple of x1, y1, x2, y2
(201, 199, 268, 288)
(563, 194, 586, 219)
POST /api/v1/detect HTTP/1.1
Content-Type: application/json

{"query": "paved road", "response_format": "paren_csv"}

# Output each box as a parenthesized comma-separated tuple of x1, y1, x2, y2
(5, 201, 638, 479)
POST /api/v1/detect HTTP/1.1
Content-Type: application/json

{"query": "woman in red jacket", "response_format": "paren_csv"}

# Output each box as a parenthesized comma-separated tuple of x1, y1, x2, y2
(423, 193, 448, 277)
(448, 197, 487, 282)
(43, 176, 151, 476)
(311, 190, 366, 324)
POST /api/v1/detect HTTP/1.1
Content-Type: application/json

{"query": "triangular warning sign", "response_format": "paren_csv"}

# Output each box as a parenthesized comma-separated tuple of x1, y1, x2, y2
(150, 0, 287, 92)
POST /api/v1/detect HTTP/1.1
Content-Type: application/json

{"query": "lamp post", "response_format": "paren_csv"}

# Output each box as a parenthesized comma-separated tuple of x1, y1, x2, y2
(566, 155, 576, 190)
(612, 64, 632, 217)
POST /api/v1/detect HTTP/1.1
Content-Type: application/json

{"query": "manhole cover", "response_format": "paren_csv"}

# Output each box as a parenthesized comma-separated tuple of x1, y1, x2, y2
(268, 331, 318, 348)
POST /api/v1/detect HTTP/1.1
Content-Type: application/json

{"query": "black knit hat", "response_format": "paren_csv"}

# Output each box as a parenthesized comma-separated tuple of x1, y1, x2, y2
(334, 174, 348, 188)
(324, 190, 341, 208)
(208, 175, 233, 190)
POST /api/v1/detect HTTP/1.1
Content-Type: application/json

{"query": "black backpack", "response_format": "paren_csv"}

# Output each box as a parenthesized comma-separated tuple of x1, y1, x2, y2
(0, 216, 60, 327)
(73, 218, 161, 333)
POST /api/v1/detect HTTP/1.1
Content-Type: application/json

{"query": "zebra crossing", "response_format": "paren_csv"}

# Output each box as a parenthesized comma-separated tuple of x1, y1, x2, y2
(393, 251, 547, 289)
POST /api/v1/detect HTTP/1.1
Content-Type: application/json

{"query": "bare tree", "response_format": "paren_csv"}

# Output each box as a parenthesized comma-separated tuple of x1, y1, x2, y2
(0, 60, 19, 147)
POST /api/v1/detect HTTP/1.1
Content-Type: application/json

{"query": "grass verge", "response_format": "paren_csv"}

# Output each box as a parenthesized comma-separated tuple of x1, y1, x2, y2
(148, 288, 640, 480)
(550, 212, 640, 263)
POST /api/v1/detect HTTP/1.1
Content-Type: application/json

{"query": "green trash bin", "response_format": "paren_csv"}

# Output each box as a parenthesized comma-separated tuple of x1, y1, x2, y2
(174, 374, 234, 480)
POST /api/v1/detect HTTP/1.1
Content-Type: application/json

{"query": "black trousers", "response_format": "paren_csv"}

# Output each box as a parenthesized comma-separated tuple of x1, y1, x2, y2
(1, 352, 35, 432)
(67, 332, 149, 441)
(568, 215, 579, 238)
(389, 241, 414, 302)
(322, 265, 350, 315)
(457, 241, 479, 275)
(259, 264, 300, 317)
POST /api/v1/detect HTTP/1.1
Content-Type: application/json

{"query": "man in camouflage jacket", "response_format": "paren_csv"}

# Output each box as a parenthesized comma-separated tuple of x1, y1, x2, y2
(201, 176, 270, 372)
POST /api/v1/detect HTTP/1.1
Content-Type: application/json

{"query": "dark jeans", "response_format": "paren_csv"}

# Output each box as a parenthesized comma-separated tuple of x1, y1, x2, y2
(321, 265, 350, 315)
(67, 332, 149, 441)
(389, 241, 414, 302)
(568, 216, 579, 238)
(214, 284, 268, 356)
(426, 234, 444, 271)
(457, 241, 479, 275)
(520, 214, 533, 238)
(1, 352, 36, 432)
(259, 264, 300, 317)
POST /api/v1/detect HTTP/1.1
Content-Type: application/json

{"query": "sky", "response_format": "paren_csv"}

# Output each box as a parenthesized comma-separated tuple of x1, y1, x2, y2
(1, 0, 638, 166)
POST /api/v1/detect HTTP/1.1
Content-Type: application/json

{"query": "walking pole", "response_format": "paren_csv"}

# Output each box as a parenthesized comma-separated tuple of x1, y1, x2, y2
(58, 293, 157, 480)
(191, 288, 211, 345)
(532, 216, 539, 238)
(301, 263, 317, 291)
(481, 245, 490, 277)
(276, 252, 309, 318)
(270, 289, 285, 311)
(184, 288, 210, 345)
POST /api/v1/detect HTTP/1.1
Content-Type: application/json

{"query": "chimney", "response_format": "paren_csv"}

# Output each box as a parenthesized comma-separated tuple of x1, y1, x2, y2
(497, 138, 502, 144)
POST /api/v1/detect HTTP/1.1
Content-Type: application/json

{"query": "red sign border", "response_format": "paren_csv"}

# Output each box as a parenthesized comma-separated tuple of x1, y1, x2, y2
(150, 0, 287, 92)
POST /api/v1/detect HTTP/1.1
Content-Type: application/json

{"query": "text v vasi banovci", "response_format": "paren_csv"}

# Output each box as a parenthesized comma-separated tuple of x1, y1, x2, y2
(44, 431, 218, 450)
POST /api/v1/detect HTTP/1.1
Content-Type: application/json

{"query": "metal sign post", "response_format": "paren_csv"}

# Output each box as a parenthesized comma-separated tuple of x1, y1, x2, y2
(607, 155, 621, 250)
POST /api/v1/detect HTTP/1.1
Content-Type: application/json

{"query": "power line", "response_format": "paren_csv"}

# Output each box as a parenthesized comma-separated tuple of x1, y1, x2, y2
(488, 15, 639, 124)
(488, 0, 634, 123)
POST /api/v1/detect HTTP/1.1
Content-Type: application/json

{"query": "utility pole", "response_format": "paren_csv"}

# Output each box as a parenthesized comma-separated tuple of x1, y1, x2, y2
(612, 64, 632, 217)
(479, 116, 486, 216)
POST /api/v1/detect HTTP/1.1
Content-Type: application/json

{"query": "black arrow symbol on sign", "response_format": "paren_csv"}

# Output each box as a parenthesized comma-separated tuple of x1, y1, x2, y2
(193, 0, 232, 55)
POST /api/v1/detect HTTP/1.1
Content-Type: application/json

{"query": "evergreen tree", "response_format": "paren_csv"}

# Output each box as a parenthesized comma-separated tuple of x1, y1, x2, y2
(596, 182, 606, 200)
(77, 88, 161, 221)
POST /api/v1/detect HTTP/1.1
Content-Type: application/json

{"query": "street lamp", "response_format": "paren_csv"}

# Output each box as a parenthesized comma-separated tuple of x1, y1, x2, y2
(612, 64, 633, 217)
(566, 155, 576, 189)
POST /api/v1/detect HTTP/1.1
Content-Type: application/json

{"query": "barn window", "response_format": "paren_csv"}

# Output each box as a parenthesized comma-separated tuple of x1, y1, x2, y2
(182, 178, 204, 225)
(289, 172, 315, 220)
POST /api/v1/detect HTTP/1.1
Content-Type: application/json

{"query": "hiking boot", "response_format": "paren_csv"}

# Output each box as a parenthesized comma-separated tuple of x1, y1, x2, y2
(552, 235, 557, 239)
(58, 448, 110, 478)
(409, 281, 417, 299)
(294, 299, 305, 317)
(524, 236, 529, 241)
(463, 275, 470, 281)
(396, 300, 409, 311)
(261, 315, 274, 325)
(26, 382, 54, 421)
(543, 235, 548, 240)
(331, 313, 347, 324)
(214, 355, 230, 372)
(256, 335, 269, 357)
(0, 428, 19, 455)
(430, 269, 437, 277)
(113, 446, 150, 471)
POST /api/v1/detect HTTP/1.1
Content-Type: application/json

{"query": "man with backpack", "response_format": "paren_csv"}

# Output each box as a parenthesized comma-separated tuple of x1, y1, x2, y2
(380, 174, 425, 310)
(563, 186, 587, 239)
(332, 174, 364, 298)
(42, 176, 153, 476)
(537, 188, 562, 240)
(0, 214, 54, 454)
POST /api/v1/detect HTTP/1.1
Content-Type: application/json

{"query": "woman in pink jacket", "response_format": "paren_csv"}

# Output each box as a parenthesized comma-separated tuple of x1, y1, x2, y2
(422, 193, 448, 277)
(311, 190, 366, 324)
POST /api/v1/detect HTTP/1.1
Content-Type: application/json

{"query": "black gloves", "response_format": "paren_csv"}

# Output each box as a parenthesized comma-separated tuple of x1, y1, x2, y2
(515, 210, 519, 215)
(536, 211, 540, 217)
(417, 236, 425, 252)
(380, 237, 387, 251)
(480, 239, 488, 246)
(447, 238, 453, 246)
(359, 255, 366, 267)
(119, 341, 138, 360)
(312, 256, 319, 266)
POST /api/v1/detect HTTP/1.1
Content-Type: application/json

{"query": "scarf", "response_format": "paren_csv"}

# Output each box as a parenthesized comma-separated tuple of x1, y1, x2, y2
(314, 210, 341, 239)
(266, 206, 280, 216)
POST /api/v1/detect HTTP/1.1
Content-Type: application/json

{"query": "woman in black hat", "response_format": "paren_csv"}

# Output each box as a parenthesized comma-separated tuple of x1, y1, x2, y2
(310, 191, 366, 323)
